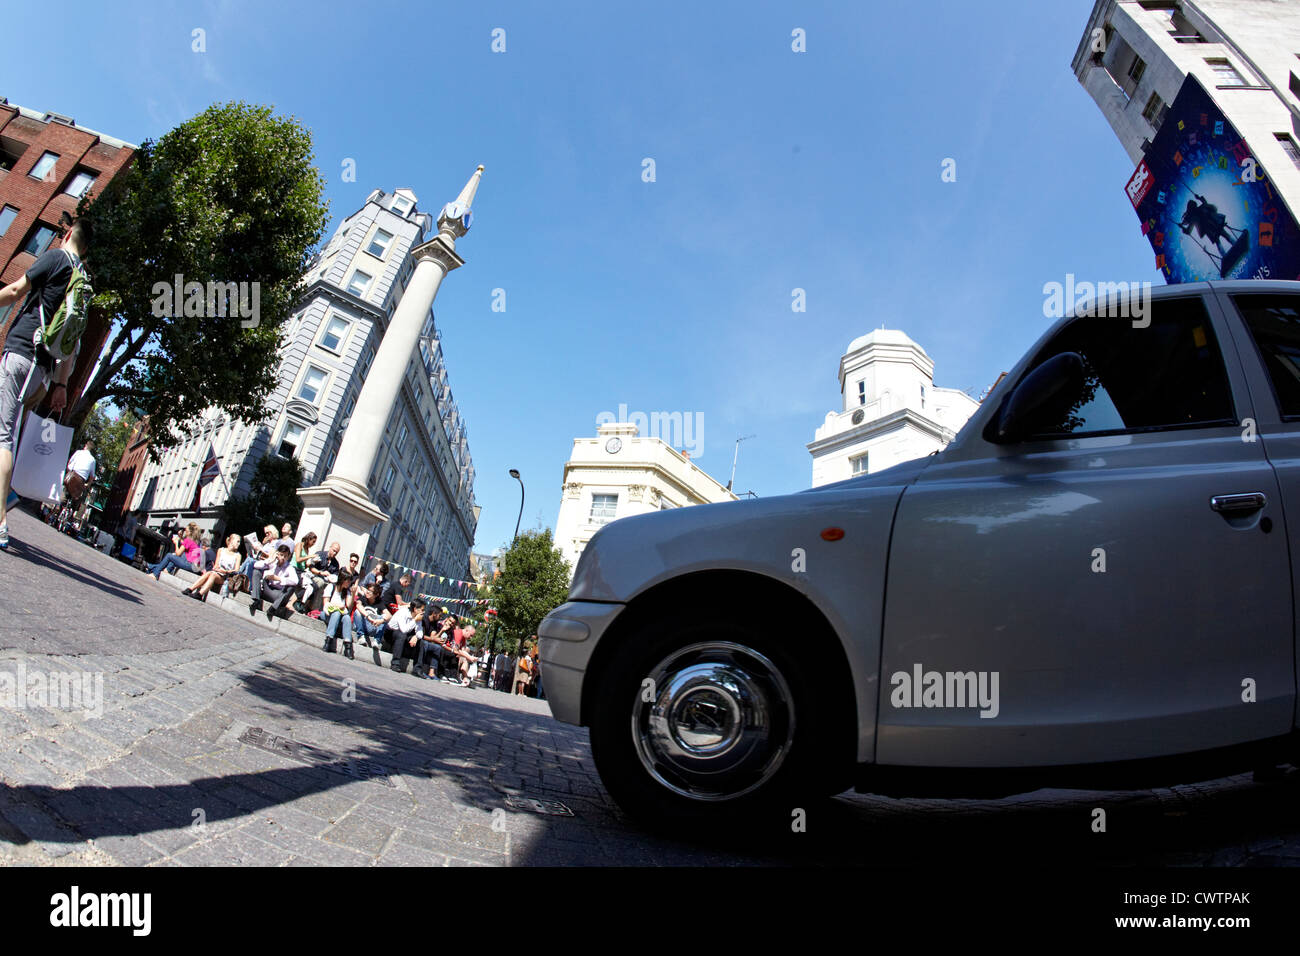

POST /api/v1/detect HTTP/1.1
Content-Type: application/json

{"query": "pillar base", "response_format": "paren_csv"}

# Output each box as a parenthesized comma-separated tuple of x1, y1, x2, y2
(296, 482, 389, 564)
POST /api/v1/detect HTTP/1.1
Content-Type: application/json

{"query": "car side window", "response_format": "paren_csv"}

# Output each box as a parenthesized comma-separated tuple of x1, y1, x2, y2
(1231, 294, 1300, 420)
(1020, 296, 1235, 439)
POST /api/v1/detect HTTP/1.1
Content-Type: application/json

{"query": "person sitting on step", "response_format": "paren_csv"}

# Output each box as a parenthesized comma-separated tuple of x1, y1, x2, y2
(236, 525, 279, 584)
(321, 568, 359, 658)
(248, 544, 298, 621)
(147, 521, 202, 579)
(184, 533, 242, 602)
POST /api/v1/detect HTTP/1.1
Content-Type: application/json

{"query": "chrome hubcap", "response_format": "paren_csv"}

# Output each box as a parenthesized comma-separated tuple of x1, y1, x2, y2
(632, 641, 794, 801)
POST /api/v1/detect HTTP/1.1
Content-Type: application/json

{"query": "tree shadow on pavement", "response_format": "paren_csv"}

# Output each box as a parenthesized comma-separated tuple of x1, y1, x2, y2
(5, 653, 1299, 866)
(5, 538, 146, 605)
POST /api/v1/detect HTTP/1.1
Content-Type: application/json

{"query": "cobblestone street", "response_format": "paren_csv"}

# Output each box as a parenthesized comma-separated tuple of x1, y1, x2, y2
(1, 508, 1299, 867)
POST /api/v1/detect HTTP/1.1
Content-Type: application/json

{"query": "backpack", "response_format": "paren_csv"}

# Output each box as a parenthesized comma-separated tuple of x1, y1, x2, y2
(35, 249, 92, 364)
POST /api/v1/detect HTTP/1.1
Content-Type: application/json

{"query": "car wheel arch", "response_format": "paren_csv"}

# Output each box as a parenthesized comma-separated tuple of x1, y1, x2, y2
(578, 569, 859, 777)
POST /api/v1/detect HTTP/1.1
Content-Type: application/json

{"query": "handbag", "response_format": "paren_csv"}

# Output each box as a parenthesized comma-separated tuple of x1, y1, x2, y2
(226, 572, 249, 595)
(63, 470, 86, 500)
(11, 410, 74, 504)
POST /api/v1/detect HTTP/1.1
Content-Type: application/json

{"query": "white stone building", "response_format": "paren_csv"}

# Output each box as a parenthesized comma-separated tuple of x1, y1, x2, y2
(1072, 0, 1300, 209)
(130, 187, 478, 579)
(808, 329, 978, 487)
(554, 422, 737, 573)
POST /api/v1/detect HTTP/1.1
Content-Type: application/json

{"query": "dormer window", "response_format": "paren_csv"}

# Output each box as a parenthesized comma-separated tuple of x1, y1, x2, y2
(391, 194, 413, 216)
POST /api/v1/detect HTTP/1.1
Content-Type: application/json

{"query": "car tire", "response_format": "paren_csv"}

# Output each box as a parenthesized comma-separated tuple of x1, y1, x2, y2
(588, 610, 842, 831)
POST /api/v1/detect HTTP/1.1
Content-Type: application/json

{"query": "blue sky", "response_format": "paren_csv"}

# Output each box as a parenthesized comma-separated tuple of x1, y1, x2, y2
(4, 0, 1160, 555)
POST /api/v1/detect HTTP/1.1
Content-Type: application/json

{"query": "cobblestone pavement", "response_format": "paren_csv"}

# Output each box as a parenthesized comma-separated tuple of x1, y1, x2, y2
(1, 508, 1299, 866)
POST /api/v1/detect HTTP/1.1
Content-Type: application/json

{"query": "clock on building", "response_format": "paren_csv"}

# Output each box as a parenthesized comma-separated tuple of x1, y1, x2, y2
(851, 409, 865, 425)
(605, 437, 622, 454)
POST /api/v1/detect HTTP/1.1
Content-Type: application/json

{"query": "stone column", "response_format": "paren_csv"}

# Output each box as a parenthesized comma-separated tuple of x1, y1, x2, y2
(296, 166, 482, 561)
(326, 242, 460, 497)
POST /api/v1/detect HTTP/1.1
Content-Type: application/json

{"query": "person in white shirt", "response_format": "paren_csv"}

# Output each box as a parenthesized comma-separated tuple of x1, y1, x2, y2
(63, 441, 96, 504)
(387, 598, 426, 673)
(248, 544, 299, 622)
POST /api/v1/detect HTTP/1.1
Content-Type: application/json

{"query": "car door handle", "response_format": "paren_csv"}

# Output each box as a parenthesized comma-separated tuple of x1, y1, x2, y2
(1210, 492, 1267, 514)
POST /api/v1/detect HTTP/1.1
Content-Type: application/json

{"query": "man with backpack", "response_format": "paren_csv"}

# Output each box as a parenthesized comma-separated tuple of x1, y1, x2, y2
(0, 219, 93, 550)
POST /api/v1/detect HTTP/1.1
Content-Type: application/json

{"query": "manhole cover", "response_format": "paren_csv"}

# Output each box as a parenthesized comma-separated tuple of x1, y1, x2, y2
(503, 794, 574, 817)
(239, 726, 397, 789)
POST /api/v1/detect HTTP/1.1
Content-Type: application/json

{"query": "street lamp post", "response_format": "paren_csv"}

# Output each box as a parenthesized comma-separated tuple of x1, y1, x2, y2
(727, 434, 756, 492)
(509, 468, 524, 544)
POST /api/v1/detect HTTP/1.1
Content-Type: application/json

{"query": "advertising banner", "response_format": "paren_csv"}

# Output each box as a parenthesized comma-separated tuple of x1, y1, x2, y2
(1128, 74, 1300, 283)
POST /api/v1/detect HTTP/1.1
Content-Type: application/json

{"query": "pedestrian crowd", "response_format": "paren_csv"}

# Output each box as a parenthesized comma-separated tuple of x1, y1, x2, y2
(138, 516, 544, 698)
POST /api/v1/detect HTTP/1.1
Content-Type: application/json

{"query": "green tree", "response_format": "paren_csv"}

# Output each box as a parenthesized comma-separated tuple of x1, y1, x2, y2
(70, 404, 137, 508)
(492, 529, 571, 655)
(69, 101, 329, 449)
(75, 405, 137, 473)
(218, 453, 303, 537)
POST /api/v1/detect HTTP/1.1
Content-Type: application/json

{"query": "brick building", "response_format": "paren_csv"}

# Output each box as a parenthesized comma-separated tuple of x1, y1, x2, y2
(104, 417, 150, 529)
(0, 98, 135, 410)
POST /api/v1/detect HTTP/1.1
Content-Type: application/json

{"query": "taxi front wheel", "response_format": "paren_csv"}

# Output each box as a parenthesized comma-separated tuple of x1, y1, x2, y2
(588, 614, 840, 830)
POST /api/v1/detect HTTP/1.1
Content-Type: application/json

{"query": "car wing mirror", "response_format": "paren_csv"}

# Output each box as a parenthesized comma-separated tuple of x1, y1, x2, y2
(986, 351, 1086, 444)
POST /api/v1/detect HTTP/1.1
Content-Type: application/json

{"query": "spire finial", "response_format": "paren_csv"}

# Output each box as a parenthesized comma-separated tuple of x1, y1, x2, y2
(437, 165, 483, 243)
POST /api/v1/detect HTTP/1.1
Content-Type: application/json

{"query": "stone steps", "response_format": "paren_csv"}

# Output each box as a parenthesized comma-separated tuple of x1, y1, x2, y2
(145, 566, 495, 683)
(143, 565, 388, 656)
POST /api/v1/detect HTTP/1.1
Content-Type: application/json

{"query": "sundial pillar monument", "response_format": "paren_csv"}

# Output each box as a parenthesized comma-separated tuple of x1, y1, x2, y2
(296, 165, 483, 561)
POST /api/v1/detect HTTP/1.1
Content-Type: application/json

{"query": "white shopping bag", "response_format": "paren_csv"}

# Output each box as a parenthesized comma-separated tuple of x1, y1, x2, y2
(11, 410, 73, 504)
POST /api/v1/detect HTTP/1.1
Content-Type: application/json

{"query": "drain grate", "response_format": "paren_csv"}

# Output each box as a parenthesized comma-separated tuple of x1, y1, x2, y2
(238, 726, 397, 788)
(503, 794, 574, 817)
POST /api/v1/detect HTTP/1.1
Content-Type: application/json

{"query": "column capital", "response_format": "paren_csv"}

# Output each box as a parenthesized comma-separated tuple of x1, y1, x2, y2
(411, 234, 465, 273)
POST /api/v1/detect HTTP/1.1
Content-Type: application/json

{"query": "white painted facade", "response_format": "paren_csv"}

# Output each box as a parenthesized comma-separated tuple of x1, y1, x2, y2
(807, 329, 978, 487)
(131, 188, 478, 579)
(554, 422, 737, 574)
(1073, 0, 1300, 220)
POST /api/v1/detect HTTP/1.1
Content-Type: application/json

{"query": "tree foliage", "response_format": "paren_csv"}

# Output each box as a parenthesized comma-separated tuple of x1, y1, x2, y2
(70, 102, 329, 452)
(72, 404, 137, 504)
(492, 529, 572, 655)
(218, 453, 304, 538)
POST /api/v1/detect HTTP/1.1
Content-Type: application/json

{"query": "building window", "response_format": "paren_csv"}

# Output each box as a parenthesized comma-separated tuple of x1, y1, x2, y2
(64, 169, 96, 198)
(278, 422, 306, 459)
(21, 223, 57, 257)
(297, 366, 328, 404)
(590, 493, 618, 525)
(1276, 134, 1300, 170)
(347, 269, 372, 297)
(358, 348, 374, 381)
(1206, 58, 1247, 87)
(851, 453, 869, 476)
(0, 205, 16, 237)
(920, 384, 926, 409)
(381, 464, 396, 494)
(28, 151, 59, 181)
(395, 423, 409, 454)
(1127, 55, 1146, 86)
(1142, 91, 1166, 129)
(857, 381, 866, 406)
(318, 314, 350, 353)
(342, 393, 357, 419)
(391, 195, 412, 216)
(323, 445, 337, 473)
(366, 227, 394, 259)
